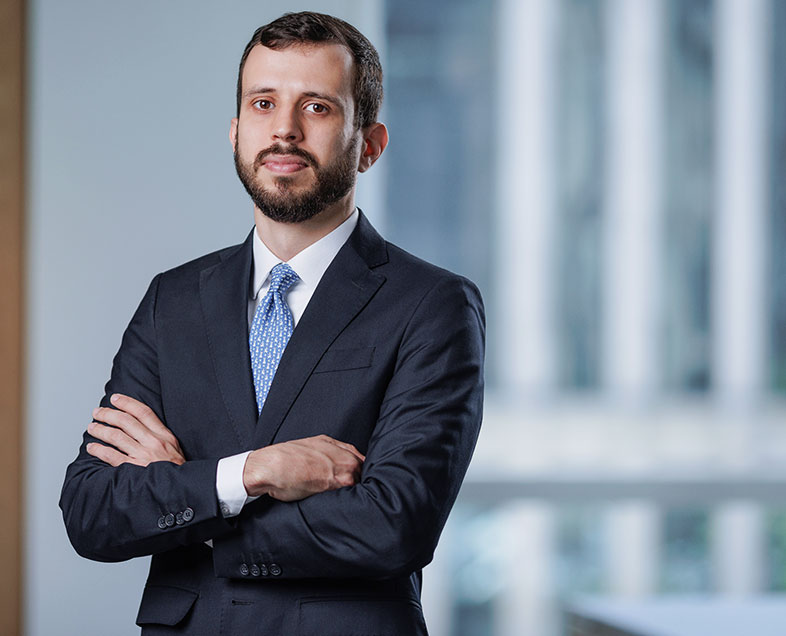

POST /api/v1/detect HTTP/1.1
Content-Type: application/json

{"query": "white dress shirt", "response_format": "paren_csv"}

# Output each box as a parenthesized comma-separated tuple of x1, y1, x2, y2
(215, 209, 359, 517)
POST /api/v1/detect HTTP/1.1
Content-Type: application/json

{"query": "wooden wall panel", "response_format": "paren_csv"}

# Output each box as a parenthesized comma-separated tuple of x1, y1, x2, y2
(0, 0, 24, 633)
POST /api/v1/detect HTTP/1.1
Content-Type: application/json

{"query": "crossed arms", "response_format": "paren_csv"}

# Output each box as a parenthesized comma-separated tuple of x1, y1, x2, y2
(87, 393, 364, 502)
(60, 272, 485, 580)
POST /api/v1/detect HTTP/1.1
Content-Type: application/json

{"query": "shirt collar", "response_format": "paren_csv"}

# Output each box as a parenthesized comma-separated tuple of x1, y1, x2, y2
(250, 208, 359, 300)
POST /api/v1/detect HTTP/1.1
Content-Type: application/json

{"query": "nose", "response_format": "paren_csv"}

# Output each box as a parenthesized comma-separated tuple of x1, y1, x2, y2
(272, 107, 304, 144)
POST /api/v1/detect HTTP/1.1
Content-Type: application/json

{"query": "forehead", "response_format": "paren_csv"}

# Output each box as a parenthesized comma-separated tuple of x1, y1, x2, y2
(241, 43, 354, 99)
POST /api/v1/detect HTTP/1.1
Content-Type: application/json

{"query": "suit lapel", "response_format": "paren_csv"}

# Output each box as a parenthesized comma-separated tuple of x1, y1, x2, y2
(199, 230, 258, 447)
(253, 213, 388, 448)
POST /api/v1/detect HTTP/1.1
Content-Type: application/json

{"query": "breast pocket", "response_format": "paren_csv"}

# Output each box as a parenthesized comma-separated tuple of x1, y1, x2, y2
(313, 347, 375, 374)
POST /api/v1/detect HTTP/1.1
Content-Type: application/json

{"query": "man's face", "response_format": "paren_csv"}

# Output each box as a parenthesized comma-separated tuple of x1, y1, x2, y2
(231, 43, 362, 223)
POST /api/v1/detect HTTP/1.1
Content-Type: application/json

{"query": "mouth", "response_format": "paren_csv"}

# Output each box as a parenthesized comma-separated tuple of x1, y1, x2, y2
(260, 154, 310, 175)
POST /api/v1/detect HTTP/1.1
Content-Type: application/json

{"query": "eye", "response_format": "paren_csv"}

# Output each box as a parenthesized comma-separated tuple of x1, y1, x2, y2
(305, 103, 328, 114)
(252, 99, 273, 111)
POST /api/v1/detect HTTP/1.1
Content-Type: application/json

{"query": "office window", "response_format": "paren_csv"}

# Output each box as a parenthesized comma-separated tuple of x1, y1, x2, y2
(771, 0, 786, 393)
(662, 0, 715, 391)
(448, 506, 505, 636)
(384, 0, 495, 308)
(556, 507, 606, 594)
(660, 509, 711, 592)
(555, 0, 606, 389)
(766, 511, 786, 591)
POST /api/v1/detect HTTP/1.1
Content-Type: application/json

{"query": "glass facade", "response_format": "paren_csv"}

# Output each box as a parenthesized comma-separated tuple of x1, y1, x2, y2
(555, 507, 607, 595)
(771, 0, 786, 393)
(662, 0, 715, 392)
(767, 511, 786, 591)
(660, 509, 711, 593)
(384, 0, 495, 301)
(555, 0, 606, 389)
(448, 506, 503, 636)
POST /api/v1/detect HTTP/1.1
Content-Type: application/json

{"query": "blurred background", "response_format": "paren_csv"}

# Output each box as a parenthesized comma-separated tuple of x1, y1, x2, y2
(5, 0, 785, 634)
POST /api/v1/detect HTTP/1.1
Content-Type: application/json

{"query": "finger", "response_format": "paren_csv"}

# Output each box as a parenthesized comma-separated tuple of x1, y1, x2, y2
(87, 442, 143, 467)
(92, 407, 154, 446)
(110, 394, 173, 439)
(305, 435, 364, 462)
(322, 437, 365, 462)
(88, 421, 141, 457)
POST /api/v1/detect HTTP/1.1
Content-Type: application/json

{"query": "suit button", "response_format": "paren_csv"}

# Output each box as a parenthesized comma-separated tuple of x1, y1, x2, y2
(157, 516, 167, 529)
(250, 564, 260, 577)
(182, 507, 194, 522)
(164, 513, 175, 527)
(269, 563, 282, 577)
(220, 503, 231, 516)
(239, 563, 249, 576)
(259, 564, 269, 577)
(175, 512, 184, 525)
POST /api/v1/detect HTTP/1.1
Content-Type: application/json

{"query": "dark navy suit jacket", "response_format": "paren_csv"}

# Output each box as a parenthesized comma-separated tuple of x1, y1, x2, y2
(60, 213, 485, 635)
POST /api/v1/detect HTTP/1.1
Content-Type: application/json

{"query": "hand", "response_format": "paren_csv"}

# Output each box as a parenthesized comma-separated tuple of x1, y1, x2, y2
(243, 435, 365, 501)
(86, 393, 186, 467)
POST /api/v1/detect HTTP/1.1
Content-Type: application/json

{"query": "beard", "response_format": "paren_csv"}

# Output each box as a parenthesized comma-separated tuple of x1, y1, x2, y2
(234, 138, 359, 224)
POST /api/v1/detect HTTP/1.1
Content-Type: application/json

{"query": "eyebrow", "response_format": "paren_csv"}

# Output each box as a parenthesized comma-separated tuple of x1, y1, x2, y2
(302, 91, 344, 111)
(243, 86, 277, 98)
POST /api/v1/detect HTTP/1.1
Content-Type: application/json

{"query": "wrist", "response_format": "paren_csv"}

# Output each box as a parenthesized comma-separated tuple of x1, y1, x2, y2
(243, 448, 273, 498)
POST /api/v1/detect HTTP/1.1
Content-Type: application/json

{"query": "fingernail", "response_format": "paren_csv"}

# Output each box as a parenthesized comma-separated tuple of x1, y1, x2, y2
(87, 421, 95, 432)
(111, 394, 120, 403)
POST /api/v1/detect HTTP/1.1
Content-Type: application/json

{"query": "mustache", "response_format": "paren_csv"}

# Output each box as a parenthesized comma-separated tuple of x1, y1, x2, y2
(253, 144, 319, 171)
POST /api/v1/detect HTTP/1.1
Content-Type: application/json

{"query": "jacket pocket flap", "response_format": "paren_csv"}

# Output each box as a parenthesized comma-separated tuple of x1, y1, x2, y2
(136, 584, 198, 626)
(313, 347, 375, 373)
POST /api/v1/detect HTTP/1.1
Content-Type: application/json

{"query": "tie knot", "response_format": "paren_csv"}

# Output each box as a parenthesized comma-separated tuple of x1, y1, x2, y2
(268, 263, 299, 296)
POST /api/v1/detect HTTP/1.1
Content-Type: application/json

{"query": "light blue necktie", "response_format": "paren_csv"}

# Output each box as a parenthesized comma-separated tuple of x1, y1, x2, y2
(249, 263, 300, 413)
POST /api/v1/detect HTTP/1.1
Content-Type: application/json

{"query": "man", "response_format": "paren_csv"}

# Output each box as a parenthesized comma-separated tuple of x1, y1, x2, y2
(60, 11, 484, 635)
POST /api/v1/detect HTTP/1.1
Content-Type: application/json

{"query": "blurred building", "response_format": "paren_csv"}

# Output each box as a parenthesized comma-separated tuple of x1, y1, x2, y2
(378, 0, 786, 635)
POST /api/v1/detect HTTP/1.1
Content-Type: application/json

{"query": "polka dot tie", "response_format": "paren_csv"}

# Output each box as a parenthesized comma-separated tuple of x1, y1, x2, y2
(249, 263, 300, 413)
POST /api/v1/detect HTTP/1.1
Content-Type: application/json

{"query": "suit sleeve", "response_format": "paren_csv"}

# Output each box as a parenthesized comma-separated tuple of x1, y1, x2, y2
(59, 274, 233, 562)
(212, 275, 485, 580)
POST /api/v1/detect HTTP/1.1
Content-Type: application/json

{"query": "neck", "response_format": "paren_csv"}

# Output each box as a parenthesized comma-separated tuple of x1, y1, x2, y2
(254, 194, 355, 262)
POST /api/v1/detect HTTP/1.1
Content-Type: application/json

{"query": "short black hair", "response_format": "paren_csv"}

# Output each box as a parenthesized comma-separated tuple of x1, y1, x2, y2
(236, 11, 383, 129)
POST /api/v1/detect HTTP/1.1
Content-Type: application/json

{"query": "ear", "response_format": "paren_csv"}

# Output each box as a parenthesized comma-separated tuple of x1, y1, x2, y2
(229, 117, 239, 152)
(357, 122, 388, 173)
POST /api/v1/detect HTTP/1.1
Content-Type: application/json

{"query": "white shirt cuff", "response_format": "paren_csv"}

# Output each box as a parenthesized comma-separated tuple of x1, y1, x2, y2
(216, 450, 259, 517)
